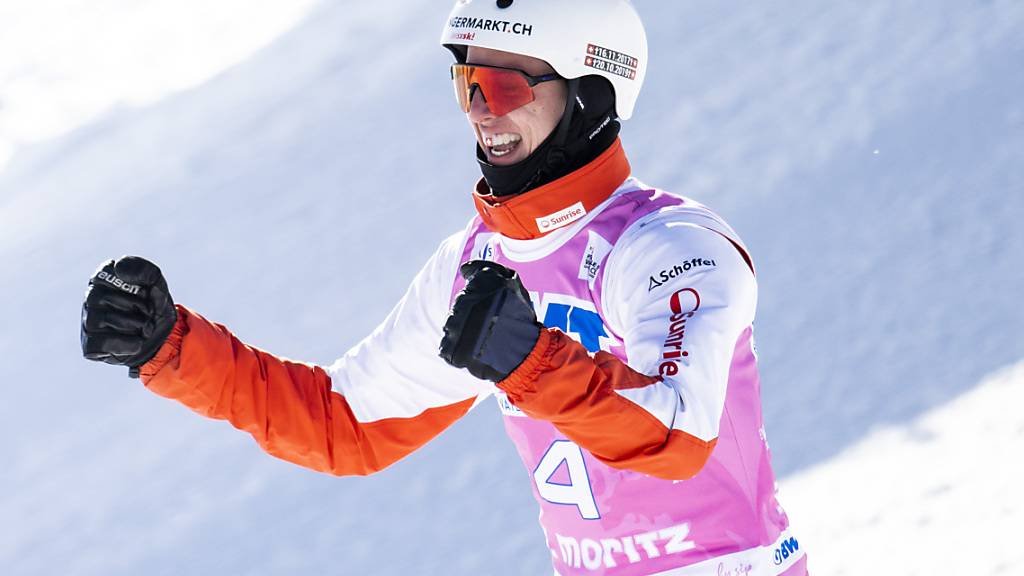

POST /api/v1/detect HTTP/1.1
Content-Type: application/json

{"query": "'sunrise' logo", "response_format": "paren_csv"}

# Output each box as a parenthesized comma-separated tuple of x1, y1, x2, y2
(658, 288, 700, 377)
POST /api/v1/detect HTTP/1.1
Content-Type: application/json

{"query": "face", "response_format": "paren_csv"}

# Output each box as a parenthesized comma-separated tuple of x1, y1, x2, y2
(465, 46, 568, 166)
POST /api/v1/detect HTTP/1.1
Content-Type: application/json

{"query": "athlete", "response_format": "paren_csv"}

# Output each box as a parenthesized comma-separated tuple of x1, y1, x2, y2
(80, 1, 806, 574)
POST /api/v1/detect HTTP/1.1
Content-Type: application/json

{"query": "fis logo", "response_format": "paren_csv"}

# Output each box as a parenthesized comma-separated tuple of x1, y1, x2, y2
(471, 233, 497, 262)
(535, 293, 616, 353)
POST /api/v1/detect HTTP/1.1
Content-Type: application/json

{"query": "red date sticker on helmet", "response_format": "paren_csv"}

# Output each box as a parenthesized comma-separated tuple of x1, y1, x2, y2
(585, 44, 638, 80)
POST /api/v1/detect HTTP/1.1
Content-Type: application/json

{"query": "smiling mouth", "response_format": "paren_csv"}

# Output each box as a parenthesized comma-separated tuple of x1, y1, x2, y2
(484, 133, 523, 158)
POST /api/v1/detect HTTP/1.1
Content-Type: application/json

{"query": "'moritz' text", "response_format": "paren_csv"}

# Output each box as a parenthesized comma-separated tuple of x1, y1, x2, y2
(553, 522, 694, 571)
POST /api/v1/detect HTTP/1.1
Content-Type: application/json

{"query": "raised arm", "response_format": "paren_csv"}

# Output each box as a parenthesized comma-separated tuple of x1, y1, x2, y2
(83, 234, 492, 476)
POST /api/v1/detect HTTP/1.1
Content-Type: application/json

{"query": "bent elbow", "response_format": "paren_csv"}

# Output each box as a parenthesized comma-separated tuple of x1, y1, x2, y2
(595, 433, 718, 481)
(649, 437, 716, 480)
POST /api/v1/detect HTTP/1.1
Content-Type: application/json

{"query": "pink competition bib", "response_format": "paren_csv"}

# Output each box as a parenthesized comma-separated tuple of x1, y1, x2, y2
(451, 188, 795, 575)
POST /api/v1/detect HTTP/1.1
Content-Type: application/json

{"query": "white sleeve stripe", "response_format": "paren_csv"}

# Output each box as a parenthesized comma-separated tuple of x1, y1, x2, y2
(614, 385, 676, 429)
(614, 384, 721, 442)
(327, 229, 495, 423)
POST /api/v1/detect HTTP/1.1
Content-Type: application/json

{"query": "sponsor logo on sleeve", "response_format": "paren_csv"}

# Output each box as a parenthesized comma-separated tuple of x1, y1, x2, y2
(577, 231, 613, 288)
(537, 201, 586, 234)
(647, 257, 716, 291)
(584, 44, 639, 80)
(658, 288, 700, 377)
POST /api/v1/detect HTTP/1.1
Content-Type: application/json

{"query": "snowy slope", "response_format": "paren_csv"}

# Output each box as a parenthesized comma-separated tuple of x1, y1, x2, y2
(782, 360, 1024, 575)
(1, 1, 1022, 574)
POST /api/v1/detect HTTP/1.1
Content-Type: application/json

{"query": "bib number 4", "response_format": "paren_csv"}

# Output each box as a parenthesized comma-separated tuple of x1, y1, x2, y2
(533, 440, 600, 520)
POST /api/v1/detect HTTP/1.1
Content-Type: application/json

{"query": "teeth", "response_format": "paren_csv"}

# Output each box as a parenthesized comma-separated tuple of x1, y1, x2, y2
(485, 133, 521, 148)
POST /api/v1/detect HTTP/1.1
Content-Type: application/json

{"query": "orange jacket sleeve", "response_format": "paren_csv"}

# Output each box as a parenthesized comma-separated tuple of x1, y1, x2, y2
(140, 305, 476, 476)
(496, 329, 716, 481)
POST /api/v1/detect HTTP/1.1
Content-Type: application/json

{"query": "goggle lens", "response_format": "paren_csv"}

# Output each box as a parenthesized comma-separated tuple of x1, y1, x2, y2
(452, 64, 557, 117)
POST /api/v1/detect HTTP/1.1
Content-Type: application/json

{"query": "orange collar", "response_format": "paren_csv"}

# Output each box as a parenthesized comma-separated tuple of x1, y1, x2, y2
(472, 138, 631, 240)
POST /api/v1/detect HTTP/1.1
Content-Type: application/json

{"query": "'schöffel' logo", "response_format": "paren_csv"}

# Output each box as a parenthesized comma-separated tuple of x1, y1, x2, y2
(773, 537, 799, 565)
(648, 257, 717, 291)
(584, 44, 639, 80)
(659, 288, 700, 377)
(537, 202, 586, 233)
(97, 271, 141, 295)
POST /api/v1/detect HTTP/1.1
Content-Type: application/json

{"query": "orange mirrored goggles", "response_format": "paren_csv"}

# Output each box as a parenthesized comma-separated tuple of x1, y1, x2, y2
(451, 64, 561, 117)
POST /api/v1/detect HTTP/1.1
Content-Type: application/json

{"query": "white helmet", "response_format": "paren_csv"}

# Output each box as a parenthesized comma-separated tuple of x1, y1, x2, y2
(440, 0, 648, 120)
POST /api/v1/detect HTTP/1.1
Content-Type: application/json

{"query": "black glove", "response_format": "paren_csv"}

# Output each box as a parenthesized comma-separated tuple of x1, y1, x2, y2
(439, 261, 542, 382)
(81, 256, 177, 378)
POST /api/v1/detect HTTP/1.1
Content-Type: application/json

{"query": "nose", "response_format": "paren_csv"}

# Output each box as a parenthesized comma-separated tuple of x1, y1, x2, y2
(467, 87, 495, 123)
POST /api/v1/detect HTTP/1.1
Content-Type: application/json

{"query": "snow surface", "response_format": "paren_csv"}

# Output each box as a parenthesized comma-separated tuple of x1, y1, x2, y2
(783, 360, 1024, 575)
(1, 1, 1022, 574)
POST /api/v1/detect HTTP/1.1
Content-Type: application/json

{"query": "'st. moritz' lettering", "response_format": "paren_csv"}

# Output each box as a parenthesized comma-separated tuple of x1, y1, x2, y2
(553, 523, 693, 570)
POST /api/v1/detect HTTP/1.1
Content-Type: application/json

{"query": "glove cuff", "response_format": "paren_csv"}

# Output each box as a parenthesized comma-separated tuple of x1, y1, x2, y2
(137, 304, 189, 381)
(496, 328, 560, 398)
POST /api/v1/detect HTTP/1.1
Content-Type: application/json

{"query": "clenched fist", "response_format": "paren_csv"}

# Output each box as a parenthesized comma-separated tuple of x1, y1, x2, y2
(81, 256, 177, 378)
(439, 260, 541, 383)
